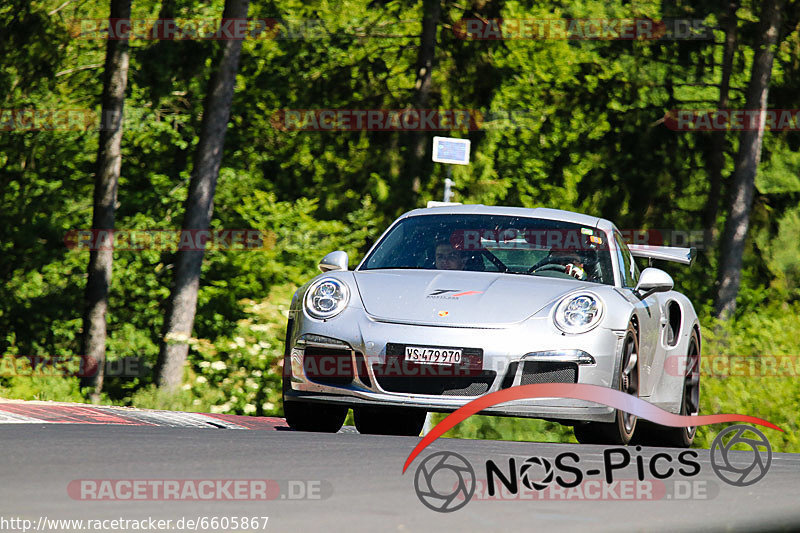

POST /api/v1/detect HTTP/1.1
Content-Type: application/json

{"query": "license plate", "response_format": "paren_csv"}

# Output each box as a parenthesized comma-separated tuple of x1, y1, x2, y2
(404, 346, 462, 365)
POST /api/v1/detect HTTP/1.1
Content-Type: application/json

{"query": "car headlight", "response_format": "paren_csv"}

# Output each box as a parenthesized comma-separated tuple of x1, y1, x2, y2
(554, 293, 603, 334)
(304, 278, 350, 319)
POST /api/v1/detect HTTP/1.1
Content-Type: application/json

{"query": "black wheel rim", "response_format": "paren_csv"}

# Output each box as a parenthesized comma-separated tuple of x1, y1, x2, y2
(684, 338, 700, 436)
(620, 333, 639, 433)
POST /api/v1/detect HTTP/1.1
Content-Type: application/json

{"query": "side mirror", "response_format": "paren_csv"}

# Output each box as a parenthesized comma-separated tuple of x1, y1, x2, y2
(319, 251, 349, 272)
(635, 267, 673, 298)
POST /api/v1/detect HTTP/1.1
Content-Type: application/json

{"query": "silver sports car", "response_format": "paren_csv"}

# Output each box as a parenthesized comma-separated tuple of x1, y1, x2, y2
(282, 204, 700, 446)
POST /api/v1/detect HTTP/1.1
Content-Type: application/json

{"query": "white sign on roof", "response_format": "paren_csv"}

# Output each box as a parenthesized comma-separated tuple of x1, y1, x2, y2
(432, 136, 471, 165)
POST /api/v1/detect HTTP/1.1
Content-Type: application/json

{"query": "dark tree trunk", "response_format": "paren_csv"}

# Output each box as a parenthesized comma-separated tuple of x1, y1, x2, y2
(155, 0, 250, 390)
(402, 0, 441, 208)
(79, 0, 131, 400)
(158, 0, 176, 18)
(714, 0, 784, 319)
(703, 0, 739, 239)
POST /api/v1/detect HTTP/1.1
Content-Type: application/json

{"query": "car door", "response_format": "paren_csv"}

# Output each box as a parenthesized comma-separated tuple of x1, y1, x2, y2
(613, 231, 661, 398)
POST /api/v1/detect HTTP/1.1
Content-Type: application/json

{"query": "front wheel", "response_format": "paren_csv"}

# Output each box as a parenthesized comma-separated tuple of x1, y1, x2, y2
(354, 406, 426, 436)
(574, 323, 640, 445)
(281, 318, 348, 432)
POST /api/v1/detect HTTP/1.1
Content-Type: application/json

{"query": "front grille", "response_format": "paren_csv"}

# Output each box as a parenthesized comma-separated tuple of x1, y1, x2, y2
(303, 347, 353, 386)
(373, 365, 496, 396)
(520, 361, 578, 385)
(443, 379, 494, 396)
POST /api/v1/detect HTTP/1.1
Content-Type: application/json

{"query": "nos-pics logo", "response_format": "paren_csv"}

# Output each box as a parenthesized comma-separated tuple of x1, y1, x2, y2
(412, 425, 772, 512)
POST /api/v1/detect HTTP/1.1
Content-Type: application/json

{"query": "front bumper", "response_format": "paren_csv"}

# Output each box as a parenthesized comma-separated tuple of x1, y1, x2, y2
(284, 306, 625, 424)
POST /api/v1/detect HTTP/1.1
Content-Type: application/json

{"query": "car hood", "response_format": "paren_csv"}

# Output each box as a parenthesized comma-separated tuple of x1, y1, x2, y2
(352, 269, 595, 327)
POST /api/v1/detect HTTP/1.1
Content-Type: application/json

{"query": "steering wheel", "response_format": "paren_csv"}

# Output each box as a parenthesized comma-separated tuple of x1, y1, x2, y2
(530, 263, 567, 275)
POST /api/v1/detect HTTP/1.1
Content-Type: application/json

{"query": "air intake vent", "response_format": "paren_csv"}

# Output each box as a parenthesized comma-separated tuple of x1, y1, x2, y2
(303, 347, 353, 386)
(520, 361, 577, 385)
(373, 366, 496, 396)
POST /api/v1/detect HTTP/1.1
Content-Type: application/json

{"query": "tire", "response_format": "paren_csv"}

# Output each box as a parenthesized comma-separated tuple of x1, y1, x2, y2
(281, 319, 293, 396)
(573, 421, 609, 444)
(354, 406, 427, 436)
(281, 318, 348, 433)
(636, 329, 700, 448)
(574, 323, 639, 445)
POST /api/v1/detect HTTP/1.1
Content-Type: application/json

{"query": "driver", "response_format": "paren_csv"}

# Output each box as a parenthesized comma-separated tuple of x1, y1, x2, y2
(549, 250, 589, 280)
(435, 242, 466, 270)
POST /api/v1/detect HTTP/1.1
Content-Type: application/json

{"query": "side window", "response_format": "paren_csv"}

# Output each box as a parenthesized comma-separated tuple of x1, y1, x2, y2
(614, 232, 640, 287)
(629, 248, 640, 286)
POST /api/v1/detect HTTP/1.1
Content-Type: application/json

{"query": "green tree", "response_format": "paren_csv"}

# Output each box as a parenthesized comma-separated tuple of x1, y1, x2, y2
(715, 0, 785, 318)
(156, 0, 251, 390)
(80, 0, 133, 400)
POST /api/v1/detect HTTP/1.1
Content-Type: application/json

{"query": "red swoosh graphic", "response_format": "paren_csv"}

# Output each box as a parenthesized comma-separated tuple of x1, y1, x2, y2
(452, 291, 483, 297)
(402, 383, 782, 474)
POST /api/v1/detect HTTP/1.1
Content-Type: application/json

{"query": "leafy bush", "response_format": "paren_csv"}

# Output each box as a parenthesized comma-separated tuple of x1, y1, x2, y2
(693, 302, 800, 452)
(0, 375, 84, 403)
(118, 283, 295, 416)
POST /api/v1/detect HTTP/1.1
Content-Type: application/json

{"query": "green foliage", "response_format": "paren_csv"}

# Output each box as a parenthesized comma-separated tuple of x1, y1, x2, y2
(694, 301, 800, 452)
(107, 282, 296, 415)
(0, 375, 85, 403)
(755, 207, 800, 295)
(180, 283, 295, 417)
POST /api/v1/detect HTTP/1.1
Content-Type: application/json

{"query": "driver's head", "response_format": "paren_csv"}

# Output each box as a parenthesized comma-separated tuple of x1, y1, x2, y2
(435, 242, 465, 270)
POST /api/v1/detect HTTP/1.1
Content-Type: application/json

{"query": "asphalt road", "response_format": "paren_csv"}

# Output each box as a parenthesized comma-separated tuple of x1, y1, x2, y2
(0, 424, 798, 533)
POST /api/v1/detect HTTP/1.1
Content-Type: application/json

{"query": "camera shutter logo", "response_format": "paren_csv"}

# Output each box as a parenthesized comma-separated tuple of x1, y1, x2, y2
(413, 451, 475, 512)
(710, 425, 772, 487)
(520, 456, 554, 491)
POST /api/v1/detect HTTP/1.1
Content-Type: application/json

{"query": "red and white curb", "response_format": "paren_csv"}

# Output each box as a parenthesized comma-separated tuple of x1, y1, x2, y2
(0, 400, 288, 430)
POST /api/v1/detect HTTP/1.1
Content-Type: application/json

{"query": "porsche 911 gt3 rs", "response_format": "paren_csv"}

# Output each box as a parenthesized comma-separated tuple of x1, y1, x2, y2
(282, 204, 700, 446)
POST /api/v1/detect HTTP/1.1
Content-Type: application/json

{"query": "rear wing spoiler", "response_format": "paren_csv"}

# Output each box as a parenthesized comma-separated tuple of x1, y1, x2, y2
(628, 244, 696, 266)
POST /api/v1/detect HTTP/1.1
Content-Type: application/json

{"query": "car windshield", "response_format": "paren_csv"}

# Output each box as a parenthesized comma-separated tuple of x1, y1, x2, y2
(360, 213, 614, 285)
